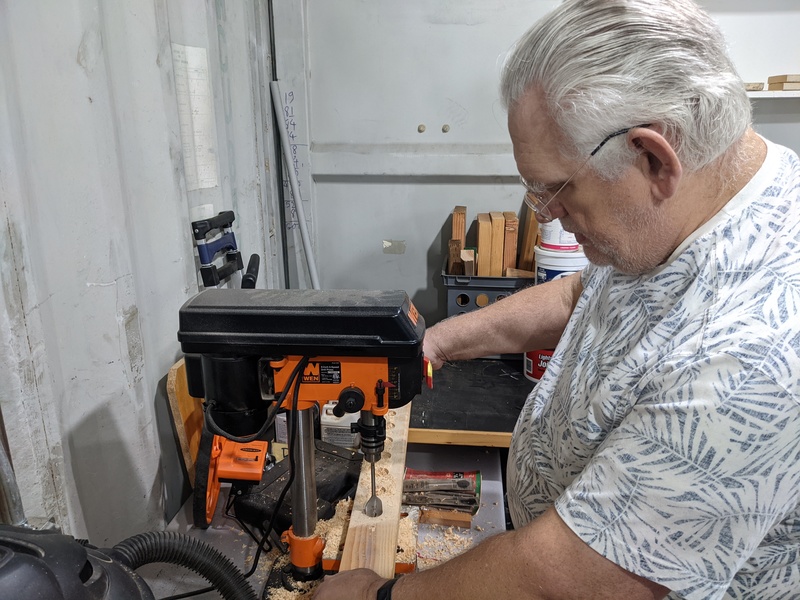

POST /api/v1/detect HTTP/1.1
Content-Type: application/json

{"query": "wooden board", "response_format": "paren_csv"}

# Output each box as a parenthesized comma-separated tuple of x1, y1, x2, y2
(768, 82, 800, 91)
(502, 211, 519, 275)
(476, 213, 492, 276)
(447, 239, 464, 275)
(451, 205, 467, 248)
(518, 205, 538, 272)
(460, 249, 475, 276)
(768, 74, 800, 84)
(407, 428, 512, 448)
(489, 212, 505, 277)
(339, 404, 412, 578)
(166, 359, 205, 486)
(419, 508, 473, 529)
(505, 268, 536, 279)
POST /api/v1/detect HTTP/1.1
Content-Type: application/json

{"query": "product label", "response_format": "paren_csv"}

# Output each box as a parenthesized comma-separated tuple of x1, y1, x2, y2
(536, 267, 580, 284)
(302, 361, 342, 384)
(524, 349, 554, 382)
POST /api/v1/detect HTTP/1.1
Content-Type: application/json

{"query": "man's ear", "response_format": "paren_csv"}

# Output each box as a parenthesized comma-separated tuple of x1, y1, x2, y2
(629, 127, 682, 201)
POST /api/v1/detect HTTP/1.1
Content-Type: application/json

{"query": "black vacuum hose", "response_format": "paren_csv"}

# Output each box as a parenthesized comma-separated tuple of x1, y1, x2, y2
(110, 531, 257, 600)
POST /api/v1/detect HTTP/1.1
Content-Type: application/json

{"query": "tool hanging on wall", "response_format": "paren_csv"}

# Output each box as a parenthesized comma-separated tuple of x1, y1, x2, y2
(188, 210, 266, 530)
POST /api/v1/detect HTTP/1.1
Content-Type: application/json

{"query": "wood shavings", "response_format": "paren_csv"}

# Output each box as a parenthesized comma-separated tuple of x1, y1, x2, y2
(396, 511, 418, 565)
(416, 523, 476, 571)
(317, 498, 353, 560)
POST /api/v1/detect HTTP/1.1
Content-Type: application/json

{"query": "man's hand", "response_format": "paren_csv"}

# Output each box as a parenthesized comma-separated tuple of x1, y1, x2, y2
(313, 568, 388, 600)
(422, 325, 448, 370)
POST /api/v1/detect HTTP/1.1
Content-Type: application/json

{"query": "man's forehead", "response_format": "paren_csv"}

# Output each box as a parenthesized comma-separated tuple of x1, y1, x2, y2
(508, 90, 568, 174)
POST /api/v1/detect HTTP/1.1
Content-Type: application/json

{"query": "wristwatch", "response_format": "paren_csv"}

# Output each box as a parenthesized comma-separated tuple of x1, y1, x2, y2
(376, 578, 399, 600)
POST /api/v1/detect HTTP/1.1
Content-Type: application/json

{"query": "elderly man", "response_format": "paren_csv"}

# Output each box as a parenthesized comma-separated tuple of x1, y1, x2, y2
(316, 0, 800, 598)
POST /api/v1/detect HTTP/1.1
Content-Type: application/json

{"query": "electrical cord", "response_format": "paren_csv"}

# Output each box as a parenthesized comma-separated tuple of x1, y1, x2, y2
(159, 357, 310, 600)
(244, 357, 308, 579)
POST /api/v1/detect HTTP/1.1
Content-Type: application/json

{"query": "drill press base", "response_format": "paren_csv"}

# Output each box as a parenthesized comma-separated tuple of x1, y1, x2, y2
(231, 440, 362, 535)
(262, 553, 326, 598)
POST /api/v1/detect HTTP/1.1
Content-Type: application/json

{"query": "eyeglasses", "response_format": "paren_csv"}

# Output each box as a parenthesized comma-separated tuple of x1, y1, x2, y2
(520, 124, 652, 222)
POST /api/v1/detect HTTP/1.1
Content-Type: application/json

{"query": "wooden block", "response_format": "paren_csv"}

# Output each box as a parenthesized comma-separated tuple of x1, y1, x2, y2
(451, 205, 467, 247)
(489, 212, 505, 277)
(166, 359, 205, 487)
(447, 239, 464, 275)
(767, 74, 800, 84)
(502, 211, 519, 276)
(518, 205, 538, 271)
(419, 508, 473, 529)
(768, 82, 800, 91)
(408, 428, 512, 448)
(744, 82, 764, 91)
(339, 405, 412, 578)
(461, 249, 475, 276)
(476, 213, 492, 276)
(505, 268, 536, 279)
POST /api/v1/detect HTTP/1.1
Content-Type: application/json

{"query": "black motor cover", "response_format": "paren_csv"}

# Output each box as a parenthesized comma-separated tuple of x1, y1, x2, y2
(0, 525, 154, 600)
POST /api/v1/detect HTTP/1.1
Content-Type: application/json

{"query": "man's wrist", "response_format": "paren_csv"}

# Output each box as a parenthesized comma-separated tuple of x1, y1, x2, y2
(376, 577, 399, 600)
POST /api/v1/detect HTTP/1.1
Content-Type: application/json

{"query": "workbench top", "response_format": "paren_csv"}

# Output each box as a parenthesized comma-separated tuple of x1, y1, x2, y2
(409, 358, 533, 447)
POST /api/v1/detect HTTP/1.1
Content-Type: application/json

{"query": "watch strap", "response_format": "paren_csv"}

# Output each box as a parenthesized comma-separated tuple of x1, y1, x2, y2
(376, 577, 399, 600)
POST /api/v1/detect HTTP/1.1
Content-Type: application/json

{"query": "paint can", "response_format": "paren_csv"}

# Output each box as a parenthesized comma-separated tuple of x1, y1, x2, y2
(539, 220, 579, 251)
(535, 245, 588, 284)
(524, 348, 554, 383)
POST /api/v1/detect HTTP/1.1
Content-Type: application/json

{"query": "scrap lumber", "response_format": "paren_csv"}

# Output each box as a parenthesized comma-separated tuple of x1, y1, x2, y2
(461, 249, 475, 276)
(767, 74, 800, 84)
(419, 508, 473, 529)
(339, 404, 412, 578)
(768, 82, 800, 91)
(166, 359, 204, 486)
(489, 212, 505, 277)
(451, 205, 467, 249)
(447, 239, 464, 275)
(502, 211, 519, 275)
(518, 205, 538, 272)
(476, 213, 492, 276)
(505, 268, 536, 279)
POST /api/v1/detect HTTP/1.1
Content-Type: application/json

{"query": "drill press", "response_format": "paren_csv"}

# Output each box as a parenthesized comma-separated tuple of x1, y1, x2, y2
(177, 288, 425, 581)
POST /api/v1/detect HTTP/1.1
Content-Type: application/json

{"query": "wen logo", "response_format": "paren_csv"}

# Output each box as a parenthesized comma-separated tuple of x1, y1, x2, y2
(302, 362, 321, 383)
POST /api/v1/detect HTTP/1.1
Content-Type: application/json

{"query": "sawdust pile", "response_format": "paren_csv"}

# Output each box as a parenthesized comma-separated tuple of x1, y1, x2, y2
(416, 524, 476, 571)
(317, 498, 353, 560)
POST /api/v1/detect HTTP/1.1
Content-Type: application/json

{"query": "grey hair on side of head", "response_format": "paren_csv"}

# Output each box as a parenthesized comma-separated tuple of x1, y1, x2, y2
(500, 0, 752, 179)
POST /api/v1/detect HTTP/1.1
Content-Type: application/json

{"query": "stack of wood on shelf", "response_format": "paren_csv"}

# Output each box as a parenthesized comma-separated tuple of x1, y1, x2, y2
(446, 205, 539, 277)
(767, 74, 800, 91)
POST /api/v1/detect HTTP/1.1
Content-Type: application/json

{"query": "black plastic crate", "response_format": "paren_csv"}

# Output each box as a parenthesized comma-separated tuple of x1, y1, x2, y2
(442, 265, 533, 317)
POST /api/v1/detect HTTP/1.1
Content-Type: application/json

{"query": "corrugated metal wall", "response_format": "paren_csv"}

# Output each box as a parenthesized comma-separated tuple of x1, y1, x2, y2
(0, 0, 281, 543)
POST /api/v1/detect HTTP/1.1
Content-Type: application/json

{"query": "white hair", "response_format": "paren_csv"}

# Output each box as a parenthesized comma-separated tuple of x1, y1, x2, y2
(500, 0, 752, 178)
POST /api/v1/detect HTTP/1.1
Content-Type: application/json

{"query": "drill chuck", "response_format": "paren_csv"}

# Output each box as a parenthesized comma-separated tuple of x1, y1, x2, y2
(354, 411, 386, 463)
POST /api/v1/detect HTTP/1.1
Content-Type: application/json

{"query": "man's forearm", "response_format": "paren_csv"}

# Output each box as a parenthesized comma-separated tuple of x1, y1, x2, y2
(391, 528, 535, 600)
(424, 273, 582, 365)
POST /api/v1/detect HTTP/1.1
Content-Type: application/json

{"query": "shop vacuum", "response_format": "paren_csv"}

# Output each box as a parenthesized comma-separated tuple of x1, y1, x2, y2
(0, 524, 258, 599)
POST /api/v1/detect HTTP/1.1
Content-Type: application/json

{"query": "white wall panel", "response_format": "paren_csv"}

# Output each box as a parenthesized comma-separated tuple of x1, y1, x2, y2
(0, 0, 280, 543)
(287, 0, 800, 324)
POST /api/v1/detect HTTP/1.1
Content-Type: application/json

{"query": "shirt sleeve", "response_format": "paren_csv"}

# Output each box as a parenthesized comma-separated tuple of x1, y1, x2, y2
(555, 349, 800, 600)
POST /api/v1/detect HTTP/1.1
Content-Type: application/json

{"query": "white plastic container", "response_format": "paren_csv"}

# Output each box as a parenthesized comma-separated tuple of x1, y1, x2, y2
(320, 402, 361, 450)
(539, 220, 579, 251)
(535, 245, 589, 284)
